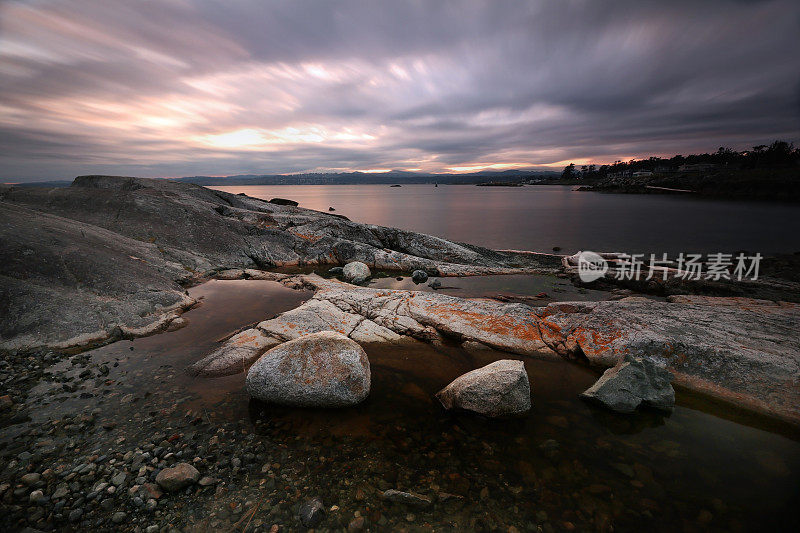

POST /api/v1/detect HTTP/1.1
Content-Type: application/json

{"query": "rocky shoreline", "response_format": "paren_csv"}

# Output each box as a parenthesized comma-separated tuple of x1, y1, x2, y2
(2, 175, 800, 531)
(187, 271, 799, 427)
(0, 175, 561, 354)
(2, 175, 798, 426)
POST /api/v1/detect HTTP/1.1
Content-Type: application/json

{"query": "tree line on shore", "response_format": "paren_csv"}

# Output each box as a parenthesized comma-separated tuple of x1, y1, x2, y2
(562, 140, 799, 180)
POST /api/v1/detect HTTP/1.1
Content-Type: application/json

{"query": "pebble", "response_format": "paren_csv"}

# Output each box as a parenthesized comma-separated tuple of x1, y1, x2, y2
(348, 516, 366, 531)
(0, 394, 13, 410)
(112, 511, 128, 523)
(155, 463, 199, 492)
(382, 489, 432, 508)
(21, 472, 41, 486)
(197, 476, 218, 487)
(298, 497, 326, 528)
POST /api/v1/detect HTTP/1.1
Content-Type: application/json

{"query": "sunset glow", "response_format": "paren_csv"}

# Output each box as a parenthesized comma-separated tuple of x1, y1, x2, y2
(1, 0, 798, 181)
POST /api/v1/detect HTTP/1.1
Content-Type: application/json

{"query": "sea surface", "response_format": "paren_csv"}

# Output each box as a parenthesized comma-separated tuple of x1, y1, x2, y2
(211, 184, 800, 256)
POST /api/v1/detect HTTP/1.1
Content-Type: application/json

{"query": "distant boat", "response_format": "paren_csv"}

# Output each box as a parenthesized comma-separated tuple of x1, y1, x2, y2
(390, 184, 402, 187)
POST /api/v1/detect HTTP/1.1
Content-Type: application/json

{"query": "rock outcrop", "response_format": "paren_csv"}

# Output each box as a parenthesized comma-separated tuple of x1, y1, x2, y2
(245, 331, 371, 407)
(0, 176, 560, 352)
(580, 354, 675, 413)
(194, 276, 800, 425)
(187, 328, 279, 377)
(436, 360, 532, 418)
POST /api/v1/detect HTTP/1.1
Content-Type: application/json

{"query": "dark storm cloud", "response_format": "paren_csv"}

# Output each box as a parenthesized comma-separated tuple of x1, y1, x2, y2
(0, 0, 798, 180)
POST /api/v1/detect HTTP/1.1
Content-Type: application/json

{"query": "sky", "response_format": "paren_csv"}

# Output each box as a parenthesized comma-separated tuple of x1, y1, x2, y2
(1, 0, 799, 182)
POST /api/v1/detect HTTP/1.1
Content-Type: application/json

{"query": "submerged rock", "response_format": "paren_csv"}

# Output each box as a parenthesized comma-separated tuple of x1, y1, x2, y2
(436, 360, 531, 418)
(298, 497, 325, 527)
(382, 489, 432, 508)
(411, 270, 429, 283)
(342, 261, 371, 284)
(155, 463, 199, 492)
(580, 354, 675, 413)
(245, 331, 371, 407)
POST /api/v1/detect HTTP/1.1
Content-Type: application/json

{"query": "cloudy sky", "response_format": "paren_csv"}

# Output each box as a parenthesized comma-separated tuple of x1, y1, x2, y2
(1, 0, 798, 181)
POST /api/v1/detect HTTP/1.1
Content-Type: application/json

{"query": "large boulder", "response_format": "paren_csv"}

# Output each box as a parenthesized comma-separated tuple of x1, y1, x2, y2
(436, 360, 531, 417)
(245, 331, 371, 407)
(155, 463, 200, 492)
(580, 354, 675, 413)
(342, 261, 371, 284)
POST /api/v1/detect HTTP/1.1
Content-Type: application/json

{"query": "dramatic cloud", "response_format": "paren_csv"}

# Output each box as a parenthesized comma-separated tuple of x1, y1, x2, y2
(1, 0, 798, 181)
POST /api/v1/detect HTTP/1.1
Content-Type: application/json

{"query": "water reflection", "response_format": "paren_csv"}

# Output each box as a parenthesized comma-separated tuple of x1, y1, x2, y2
(246, 342, 800, 531)
(212, 184, 800, 255)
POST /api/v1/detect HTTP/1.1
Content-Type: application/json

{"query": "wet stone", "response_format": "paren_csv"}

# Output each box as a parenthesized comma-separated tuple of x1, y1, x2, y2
(20, 473, 41, 486)
(298, 497, 326, 528)
(580, 354, 675, 414)
(382, 489, 432, 508)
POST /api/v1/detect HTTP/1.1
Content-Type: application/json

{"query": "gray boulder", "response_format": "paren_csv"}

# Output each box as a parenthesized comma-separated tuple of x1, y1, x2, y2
(342, 261, 371, 284)
(580, 354, 674, 413)
(155, 463, 199, 492)
(245, 331, 371, 407)
(436, 360, 531, 417)
(411, 270, 429, 283)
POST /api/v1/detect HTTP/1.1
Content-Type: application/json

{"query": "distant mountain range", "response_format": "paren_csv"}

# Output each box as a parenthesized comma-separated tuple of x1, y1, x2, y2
(5, 169, 560, 187)
(174, 169, 559, 186)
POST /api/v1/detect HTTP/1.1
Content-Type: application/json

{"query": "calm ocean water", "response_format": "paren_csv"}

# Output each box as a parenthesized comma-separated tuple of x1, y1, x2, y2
(211, 184, 800, 256)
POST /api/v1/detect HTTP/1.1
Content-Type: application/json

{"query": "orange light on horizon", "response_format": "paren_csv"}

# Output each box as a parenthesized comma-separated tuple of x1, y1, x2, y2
(446, 162, 530, 172)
